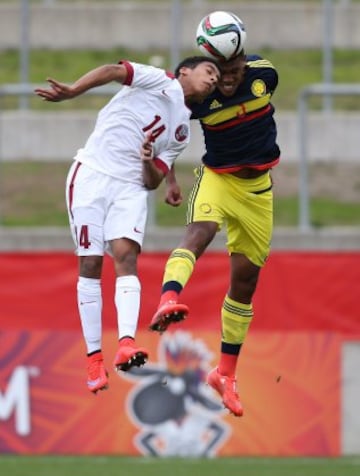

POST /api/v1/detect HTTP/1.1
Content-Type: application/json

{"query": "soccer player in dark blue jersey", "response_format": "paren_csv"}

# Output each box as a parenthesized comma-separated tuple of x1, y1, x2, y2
(149, 48, 280, 417)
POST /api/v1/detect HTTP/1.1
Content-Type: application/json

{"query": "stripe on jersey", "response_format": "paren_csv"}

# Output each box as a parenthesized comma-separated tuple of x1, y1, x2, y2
(248, 58, 275, 69)
(68, 161, 82, 220)
(153, 157, 169, 175)
(201, 94, 271, 126)
(186, 166, 204, 224)
(204, 104, 271, 131)
(118, 60, 134, 86)
(207, 157, 280, 174)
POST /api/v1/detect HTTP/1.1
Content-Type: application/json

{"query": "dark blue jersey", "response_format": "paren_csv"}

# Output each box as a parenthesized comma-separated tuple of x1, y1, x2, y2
(191, 55, 281, 172)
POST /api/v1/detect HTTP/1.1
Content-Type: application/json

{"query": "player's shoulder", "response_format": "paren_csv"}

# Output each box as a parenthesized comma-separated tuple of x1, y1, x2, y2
(129, 61, 168, 77)
(123, 60, 178, 92)
(246, 54, 276, 71)
(245, 54, 278, 88)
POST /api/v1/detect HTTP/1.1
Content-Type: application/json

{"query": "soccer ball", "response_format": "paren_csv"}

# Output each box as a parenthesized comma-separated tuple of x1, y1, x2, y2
(196, 11, 247, 61)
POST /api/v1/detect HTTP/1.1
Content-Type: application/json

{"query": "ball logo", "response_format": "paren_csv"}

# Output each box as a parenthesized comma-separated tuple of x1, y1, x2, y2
(175, 124, 189, 142)
(251, 79, 266, 97)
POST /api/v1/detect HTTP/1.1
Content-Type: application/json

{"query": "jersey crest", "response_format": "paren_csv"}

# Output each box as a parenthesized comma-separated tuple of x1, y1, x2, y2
(175, 124, 189, 142)
(251, 79, 267, 98)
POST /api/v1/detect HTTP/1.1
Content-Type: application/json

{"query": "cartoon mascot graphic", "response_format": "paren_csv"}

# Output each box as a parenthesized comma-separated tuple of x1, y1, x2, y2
(120, 331, 230, 457)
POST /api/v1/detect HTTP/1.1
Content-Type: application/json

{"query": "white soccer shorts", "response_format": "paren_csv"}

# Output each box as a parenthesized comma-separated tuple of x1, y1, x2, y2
(65, 161, 148, 256)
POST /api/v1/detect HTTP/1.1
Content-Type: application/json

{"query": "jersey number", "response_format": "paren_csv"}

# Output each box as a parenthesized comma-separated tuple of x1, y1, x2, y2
(77, 225, 91, 249)
(142, 115, 166, 142)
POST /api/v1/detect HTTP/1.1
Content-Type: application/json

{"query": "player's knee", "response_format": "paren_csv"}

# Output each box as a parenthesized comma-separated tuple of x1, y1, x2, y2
(231, 278, 258, 301)
(113, 252, 138, 276)
(79, 256, 103, 278)
(181, 222, 217, 257)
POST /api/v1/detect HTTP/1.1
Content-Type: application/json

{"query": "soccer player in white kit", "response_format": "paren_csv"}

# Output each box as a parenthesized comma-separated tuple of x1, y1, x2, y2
(34, 56, 220, 394)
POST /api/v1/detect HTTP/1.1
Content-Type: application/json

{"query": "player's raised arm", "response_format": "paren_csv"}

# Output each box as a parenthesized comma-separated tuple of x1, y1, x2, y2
(34, 63, 128, 102)
(140, 133, 166, 190)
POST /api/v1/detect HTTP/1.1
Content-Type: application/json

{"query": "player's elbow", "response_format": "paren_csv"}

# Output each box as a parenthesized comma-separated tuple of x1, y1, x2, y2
(143, 180, 158, 190)
(142, 164, 165, 190)
(143, 176, 163, 190)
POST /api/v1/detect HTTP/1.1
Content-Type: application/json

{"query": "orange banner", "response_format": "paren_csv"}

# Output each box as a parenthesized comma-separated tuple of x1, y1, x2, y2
(0, 329, 340, 456)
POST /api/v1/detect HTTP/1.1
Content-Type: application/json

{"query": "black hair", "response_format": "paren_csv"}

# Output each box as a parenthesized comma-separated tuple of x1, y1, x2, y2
(218, 49, 246, 64)
(174, 55, 219, 77)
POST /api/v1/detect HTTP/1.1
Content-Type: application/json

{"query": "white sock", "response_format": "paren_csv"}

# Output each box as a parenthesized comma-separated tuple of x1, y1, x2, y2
(115, 275, 141, 340)
(77, 276, 102, 354)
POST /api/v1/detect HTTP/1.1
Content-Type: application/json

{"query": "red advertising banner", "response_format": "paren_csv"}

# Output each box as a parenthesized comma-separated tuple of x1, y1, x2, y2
(0, 251, 359, 333)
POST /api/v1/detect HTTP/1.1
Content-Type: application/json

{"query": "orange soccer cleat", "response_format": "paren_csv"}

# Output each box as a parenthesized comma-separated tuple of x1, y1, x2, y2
(207, 367, 244, 417)
(113, 339, 148, 372)
(86, 352, 109, 394)
(149, 301, 189, 333)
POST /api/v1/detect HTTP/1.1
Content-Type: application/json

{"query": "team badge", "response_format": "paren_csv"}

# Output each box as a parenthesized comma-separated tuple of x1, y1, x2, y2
(251, 79, 266, 97)
(200, 203, 212, 214)
(175, 124, 189, 142)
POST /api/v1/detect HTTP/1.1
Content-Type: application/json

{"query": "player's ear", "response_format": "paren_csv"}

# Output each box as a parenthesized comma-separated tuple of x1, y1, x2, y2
(178, 66, 190, 77)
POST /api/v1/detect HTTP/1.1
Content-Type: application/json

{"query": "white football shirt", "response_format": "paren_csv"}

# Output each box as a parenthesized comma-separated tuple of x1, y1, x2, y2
(74, 61, 191, 185)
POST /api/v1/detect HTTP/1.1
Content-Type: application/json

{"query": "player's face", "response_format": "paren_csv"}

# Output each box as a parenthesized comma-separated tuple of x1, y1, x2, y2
(217, 55, 247, 97)
(190, 61, 220, 101)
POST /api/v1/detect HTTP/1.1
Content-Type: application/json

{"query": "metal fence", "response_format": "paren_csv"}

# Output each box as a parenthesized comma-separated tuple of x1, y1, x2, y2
(297, 83, 360, 231)
(0, 83, 158, 227)
(2, 82, 360, 230)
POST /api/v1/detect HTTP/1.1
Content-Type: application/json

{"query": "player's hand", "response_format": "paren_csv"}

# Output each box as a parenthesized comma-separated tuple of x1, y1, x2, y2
(165, 182, 182, 207)
(34, 78, 77, 102)
(140, 134, 153, 162)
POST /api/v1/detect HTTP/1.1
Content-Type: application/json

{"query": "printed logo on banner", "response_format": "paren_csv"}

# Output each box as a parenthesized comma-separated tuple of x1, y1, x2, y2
(0, 366, 40, 436)
(119, 331, 230, 457)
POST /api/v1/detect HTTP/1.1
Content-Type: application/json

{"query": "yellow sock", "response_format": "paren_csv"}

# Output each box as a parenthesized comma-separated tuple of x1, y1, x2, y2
(221, 295, 253, 345)
(162, 248, 196, 289)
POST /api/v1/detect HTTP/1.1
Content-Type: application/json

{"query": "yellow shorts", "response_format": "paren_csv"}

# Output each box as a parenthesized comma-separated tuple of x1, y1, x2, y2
(187, 166, 273, 267)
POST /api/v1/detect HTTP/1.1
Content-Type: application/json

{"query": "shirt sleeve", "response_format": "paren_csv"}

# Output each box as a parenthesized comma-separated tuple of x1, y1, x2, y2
(122, 61, 173, 90)
(247, 55, 279, 94)
(156, 139, 189, 172)
(118, 60, 134, 86)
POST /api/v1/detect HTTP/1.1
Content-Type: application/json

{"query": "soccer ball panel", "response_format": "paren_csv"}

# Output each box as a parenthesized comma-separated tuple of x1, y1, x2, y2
(196, 11, 247, 61)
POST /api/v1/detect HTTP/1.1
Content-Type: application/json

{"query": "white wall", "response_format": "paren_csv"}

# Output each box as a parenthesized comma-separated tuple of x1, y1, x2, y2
(1, 110, 359, 163)
(342, 342, 360, 455)
(0, 2, 359, 51)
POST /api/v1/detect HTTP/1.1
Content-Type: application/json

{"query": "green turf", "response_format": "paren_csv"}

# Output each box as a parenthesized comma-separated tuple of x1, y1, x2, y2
(1, 162, 359, 228)
(273, 196, 360, 228)
(2, 48, 360, 111)
(0, 456, 359, 476)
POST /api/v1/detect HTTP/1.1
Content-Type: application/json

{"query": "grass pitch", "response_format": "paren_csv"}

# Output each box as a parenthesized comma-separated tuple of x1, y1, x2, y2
(2, 48, 360, 111)
(1, 161, 360, 228)
(0, 456, 359, 476)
